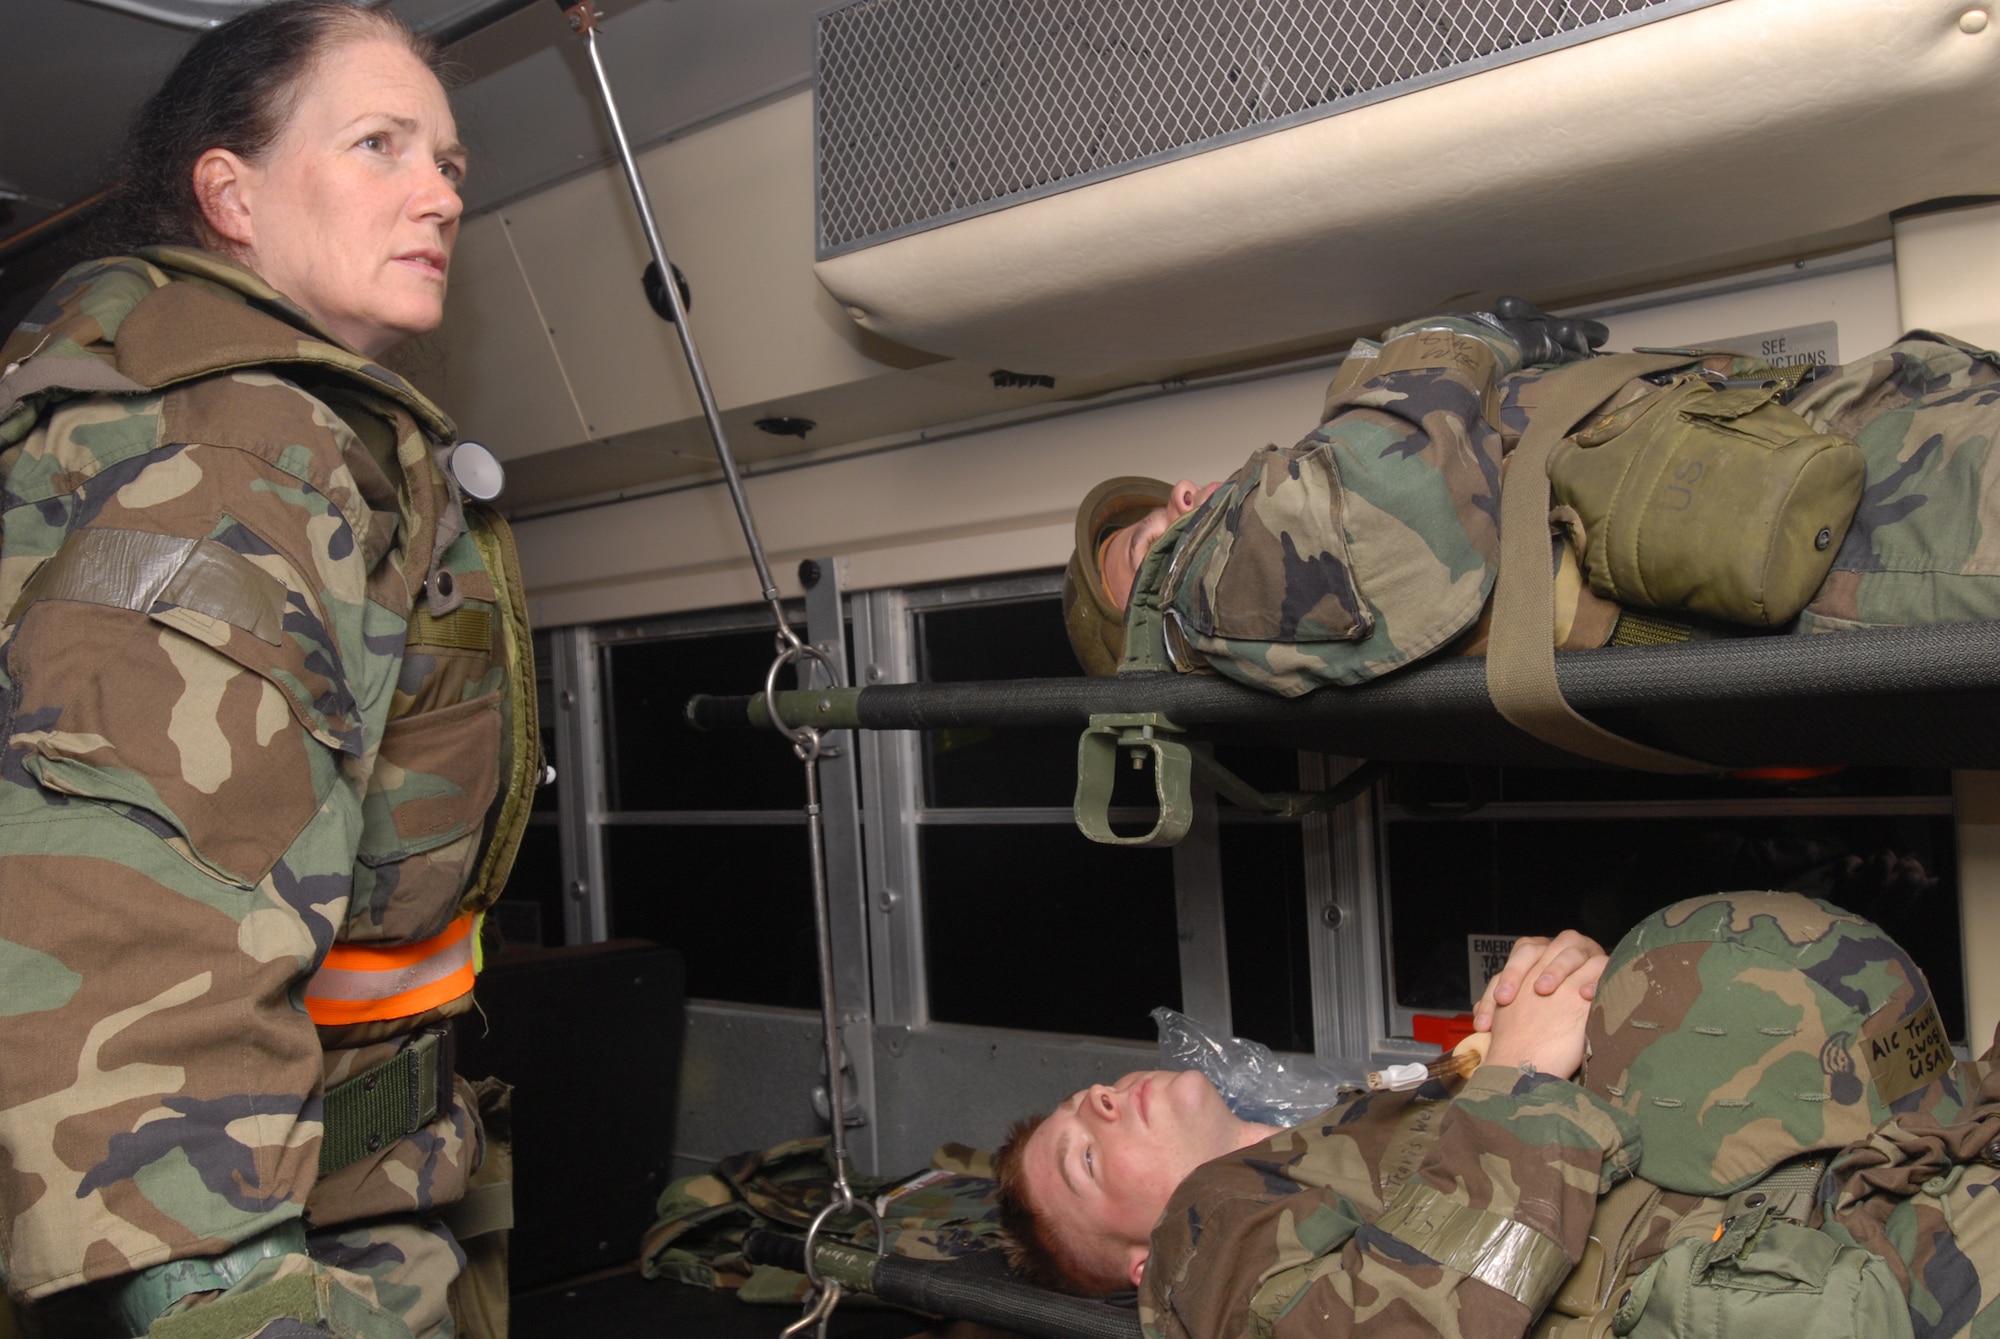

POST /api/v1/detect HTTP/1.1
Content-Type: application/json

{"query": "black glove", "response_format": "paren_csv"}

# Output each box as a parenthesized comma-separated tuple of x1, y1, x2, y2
(1476, 295, 1610, 367)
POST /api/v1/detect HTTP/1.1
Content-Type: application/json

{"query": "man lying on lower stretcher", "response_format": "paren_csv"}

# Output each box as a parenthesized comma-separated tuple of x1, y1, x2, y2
(992, 893, 2000, 1339)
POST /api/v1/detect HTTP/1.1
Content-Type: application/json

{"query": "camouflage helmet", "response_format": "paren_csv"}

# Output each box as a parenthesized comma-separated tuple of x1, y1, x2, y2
(1582, 891, 1965, 1196)
(1062, 476, 1172, 676)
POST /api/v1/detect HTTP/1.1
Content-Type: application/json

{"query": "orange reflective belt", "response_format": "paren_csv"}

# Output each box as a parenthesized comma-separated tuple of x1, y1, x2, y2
(304, 914, 476, 1026)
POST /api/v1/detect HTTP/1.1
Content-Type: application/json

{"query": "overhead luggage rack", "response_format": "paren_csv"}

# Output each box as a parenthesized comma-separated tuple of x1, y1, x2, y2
(689, 619, 2000, 772)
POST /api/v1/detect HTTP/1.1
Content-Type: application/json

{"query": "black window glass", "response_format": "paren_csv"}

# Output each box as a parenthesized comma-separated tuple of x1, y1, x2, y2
(921, 825, 1179, 1038)
(530, 633, 559, 814)
(1220, 823, 1314, 1054)
(919, 597, 1081, 809)
(493, 820, 562, 950)
(606, 825, 820, 1008)
(1386, 764, 1952, 810)
(1385, 808, 1965, 1040)
(1209, 744, 1308, 796)
(605, 631, 808, 811)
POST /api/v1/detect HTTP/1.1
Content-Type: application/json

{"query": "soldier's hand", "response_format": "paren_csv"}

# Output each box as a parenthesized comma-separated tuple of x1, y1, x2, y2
(1472, 930, 1608, 1033)
(1483, 950, 1608, 1080)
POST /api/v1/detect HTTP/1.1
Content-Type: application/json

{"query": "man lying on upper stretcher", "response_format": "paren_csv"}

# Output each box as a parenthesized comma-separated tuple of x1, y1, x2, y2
(1063, 299, 2000, 695)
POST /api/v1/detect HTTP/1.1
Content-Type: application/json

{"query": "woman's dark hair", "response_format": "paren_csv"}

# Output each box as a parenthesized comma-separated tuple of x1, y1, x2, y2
(96, 0, 442, 254)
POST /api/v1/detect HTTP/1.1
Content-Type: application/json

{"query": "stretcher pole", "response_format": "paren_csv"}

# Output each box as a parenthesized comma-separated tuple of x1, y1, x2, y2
(553, 7, 878, 1331)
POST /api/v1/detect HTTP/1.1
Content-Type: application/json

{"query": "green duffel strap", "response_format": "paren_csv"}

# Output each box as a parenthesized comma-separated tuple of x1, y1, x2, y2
(1488, 353, 1719, 774)
(319, 1025, 453, 1174)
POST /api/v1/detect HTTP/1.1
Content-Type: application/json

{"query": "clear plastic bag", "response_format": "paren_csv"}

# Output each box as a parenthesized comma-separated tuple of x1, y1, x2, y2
(1152, 1007, 1369, 1127)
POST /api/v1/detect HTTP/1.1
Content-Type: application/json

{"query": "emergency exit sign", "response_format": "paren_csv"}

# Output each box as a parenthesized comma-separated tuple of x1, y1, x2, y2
(1468, 934, 1522, 999)
(1699, 320, 1840, 369)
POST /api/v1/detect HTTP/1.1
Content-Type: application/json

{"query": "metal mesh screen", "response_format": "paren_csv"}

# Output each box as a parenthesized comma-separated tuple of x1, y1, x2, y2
(816, 0, 1714, 255)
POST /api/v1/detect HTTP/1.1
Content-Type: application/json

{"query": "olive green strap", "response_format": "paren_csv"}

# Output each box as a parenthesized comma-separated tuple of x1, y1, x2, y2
(319, 1027, 452, 1174)
(7, 527, 288, 644)
(105, 1223, 310, 1337)
(440, 1182, 515, 1242)
(1487, 354, 1718, 773)
(407, 604, 493, 652)
(1700, 1158, 1826, 1271)
(147, 1266, 419, 1339)
(461, 505, 541, 915)
(1545, 1171, 1664, 1321)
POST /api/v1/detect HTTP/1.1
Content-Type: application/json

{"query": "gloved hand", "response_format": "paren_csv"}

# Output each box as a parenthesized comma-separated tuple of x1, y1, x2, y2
(1474, 295, 1610, 367)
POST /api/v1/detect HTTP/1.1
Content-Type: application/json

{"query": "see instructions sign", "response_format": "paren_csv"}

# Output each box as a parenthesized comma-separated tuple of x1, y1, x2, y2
(1697, 321, 1839, 369)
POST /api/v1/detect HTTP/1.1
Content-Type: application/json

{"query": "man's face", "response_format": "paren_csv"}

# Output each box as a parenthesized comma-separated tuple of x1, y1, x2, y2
(1100, 480, 1222, 611)
(1021, 1069, 1252, 1288)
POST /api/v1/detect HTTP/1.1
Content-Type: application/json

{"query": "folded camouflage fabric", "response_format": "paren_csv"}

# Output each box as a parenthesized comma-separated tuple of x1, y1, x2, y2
(639, 1137, 1002, 1305)
(1788, 333, 2000, 633)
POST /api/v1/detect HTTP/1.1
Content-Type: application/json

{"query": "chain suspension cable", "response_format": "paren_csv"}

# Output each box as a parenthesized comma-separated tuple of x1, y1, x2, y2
(556, 5, 879, 1328)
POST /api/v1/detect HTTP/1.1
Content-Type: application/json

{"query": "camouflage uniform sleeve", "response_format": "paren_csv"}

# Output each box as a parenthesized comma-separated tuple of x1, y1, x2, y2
(1863, 1163, 2000, 1337)
(0, 370, 390, 1298)
(1141, 1068, 1639, 1339)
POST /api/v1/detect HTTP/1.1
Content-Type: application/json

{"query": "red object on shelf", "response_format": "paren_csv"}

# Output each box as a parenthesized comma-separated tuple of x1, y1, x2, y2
(1413, 1012, 1476, 1049)
(1725, 765, 1845, 781)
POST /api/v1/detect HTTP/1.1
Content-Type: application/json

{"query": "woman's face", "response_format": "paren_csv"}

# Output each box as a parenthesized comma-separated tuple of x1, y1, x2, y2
(216, 37, 465, 357)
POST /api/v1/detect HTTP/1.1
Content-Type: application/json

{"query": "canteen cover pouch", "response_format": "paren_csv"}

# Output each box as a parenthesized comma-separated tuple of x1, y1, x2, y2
(1548, 371, 1863, 627)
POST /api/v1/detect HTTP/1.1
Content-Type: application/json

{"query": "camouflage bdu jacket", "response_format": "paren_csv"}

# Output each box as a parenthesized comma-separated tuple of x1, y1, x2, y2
(0, 250, 536, 1320)
(1137, 1066, 1637, 1339)
(1140, 1062, 2000, 1339)
(1125, 322, 2000, 696)
(1139, 894, 2000, 1339)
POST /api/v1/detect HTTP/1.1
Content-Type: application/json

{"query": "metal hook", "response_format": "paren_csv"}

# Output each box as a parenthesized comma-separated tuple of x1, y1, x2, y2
(780, 1280, 842, 1339)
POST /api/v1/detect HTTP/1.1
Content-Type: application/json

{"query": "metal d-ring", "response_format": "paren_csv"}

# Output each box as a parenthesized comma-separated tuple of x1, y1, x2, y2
(798, 1193, 888, 1291)
(764, 635, 838, 761)
(785, 1191, 886, 1339)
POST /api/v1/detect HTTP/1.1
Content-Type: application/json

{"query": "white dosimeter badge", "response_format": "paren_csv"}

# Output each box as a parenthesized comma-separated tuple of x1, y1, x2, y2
(449, 441, 506, 501)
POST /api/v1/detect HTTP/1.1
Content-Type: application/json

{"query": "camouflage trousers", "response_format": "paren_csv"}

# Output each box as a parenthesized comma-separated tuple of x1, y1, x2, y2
(300, 1219, 463, 1339)
(0, 823, 486, 1333)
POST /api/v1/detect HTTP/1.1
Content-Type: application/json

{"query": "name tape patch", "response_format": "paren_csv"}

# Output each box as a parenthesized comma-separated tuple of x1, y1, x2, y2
(1864, 997, 1953, 1107)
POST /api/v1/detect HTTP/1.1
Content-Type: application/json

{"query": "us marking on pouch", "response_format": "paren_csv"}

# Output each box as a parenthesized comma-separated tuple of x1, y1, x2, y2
(1864, 998, 1953, 1106)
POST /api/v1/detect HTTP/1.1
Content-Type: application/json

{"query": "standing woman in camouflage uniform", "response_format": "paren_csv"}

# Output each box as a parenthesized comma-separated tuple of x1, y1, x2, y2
(0, 5, 537, 1338)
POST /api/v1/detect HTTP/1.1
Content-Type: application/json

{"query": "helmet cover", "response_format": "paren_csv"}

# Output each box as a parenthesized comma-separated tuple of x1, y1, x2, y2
(1582, 891, 1965, 1195)
(1062, 476, 1173, 676)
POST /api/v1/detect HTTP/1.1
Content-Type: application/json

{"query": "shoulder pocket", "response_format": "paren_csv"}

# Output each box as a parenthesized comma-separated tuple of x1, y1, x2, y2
(1168, 436, 1371, 646)
(6, 526, 355, 887)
